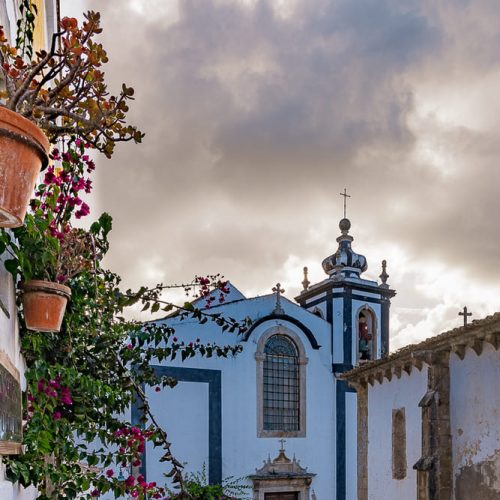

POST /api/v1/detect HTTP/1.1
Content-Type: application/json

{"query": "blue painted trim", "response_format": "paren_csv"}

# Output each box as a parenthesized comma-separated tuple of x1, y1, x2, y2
(242, 314, 320, 349)
(131, 366, 222, 485)
(351, 294, 384, 304)
(343, 289, 352, 365)
(332, 363, 353, 373)
(336, 379, 356, 500)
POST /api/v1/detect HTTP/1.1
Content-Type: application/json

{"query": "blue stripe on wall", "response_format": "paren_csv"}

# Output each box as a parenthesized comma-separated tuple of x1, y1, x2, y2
(336, 378, 356, 500)
(131, 366, 222, 485)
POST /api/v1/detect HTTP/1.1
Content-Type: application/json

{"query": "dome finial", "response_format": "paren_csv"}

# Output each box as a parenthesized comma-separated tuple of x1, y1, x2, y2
(321, 192, 367, 278)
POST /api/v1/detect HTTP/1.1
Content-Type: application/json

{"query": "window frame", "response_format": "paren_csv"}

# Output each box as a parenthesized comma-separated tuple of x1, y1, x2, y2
(256, 326, 308, 438)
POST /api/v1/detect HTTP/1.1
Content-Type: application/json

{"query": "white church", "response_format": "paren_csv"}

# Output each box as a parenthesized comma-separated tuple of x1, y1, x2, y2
(138, 216, 396, 500)
(136, 212, 499, 500)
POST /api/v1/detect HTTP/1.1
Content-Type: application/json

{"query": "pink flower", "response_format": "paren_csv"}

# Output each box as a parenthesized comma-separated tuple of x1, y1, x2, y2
(53, 411, 62, 420)
(137, 443, 145, 453)
(75, 138, 82, 147)
(155, 386, 161, 393)
(132, 459, 141, 467)
(105, 469, 114, 478)
(90, 489, 100, 497)
(124, 475, 135, 487)
(60, 387, 73, 405)
(127, 343, 133, 349)
(130, 492, 138, 498)
(27, 393, 34, 402)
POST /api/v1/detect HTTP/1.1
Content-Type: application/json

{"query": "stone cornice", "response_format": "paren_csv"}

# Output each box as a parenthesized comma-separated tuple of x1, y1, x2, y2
(342, 313, 500, 388)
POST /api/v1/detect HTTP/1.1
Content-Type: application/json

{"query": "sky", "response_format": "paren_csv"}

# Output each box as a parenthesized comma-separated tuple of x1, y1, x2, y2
(62, 0, 500, 350)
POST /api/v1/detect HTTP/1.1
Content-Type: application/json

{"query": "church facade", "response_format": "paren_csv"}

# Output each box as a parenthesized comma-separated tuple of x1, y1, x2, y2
(138, 218, 395, 500)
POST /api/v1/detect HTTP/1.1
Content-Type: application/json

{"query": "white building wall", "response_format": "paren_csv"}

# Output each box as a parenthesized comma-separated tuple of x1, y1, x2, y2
(149, 295, 336, 498)
(0, 265, 37, 500)
(450, 344, 500, 499)
(367, 366, 428, 500)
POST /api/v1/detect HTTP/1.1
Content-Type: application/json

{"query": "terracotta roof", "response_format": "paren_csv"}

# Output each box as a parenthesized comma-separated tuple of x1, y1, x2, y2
(342, 313, 500, 386)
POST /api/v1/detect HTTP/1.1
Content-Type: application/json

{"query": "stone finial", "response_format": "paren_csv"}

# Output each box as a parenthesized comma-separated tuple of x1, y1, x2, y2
(302, 267, 310, 291)
(272, 283, 285, 314)
(379, 259, 389, 288)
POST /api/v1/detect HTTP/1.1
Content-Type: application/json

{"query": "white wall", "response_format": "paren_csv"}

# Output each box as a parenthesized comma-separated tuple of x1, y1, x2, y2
(0, 263, 36, 500)
(150, 294, 336, 498)
(367, 366, 428, 500)
(450, 345, 500, 498)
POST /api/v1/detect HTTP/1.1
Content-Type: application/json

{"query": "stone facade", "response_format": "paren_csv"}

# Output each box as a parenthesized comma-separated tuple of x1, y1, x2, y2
(343, 313, 500, 500)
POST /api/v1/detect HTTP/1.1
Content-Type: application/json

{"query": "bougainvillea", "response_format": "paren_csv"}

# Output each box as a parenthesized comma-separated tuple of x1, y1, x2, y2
(0, 9, 251, 500)
(0, 11, 143, 157)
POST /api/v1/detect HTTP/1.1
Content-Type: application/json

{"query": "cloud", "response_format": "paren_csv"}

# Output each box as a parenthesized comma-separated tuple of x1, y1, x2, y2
(68, 0, 500, 340)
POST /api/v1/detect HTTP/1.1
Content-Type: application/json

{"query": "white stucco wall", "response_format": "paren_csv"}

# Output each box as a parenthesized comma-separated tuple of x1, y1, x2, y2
(148, 294, 337, 498)
(0, 263, 37, 500)
(450, 344, 500, 498)
(367, 366, 428, 500)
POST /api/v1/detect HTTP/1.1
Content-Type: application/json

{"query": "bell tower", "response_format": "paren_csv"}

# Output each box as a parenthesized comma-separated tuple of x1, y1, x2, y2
(295, 209, 396, 500)
(296, 216, 395, 367)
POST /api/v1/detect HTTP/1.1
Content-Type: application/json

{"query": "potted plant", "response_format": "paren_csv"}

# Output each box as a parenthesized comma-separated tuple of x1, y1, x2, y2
(0, 139, 108, 332)
(0, 11, 142, 227)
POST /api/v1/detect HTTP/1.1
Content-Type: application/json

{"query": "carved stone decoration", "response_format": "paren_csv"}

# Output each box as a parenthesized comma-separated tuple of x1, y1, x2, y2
(250, 444, 316, 500)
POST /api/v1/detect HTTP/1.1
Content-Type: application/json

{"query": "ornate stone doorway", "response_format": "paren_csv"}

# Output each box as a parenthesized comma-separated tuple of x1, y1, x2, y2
(264, 493, 299, 500)
(250, 442, 315, 500)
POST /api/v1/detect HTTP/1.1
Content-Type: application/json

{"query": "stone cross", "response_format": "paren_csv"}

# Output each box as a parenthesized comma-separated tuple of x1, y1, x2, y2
(279, 439, 286, 452)
(340, 188, 351, 218)
(272, 283, 285, 314)
(459, 306, 472, 327)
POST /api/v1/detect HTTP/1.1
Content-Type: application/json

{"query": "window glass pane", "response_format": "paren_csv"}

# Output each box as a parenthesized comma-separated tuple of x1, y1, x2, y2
(263, 335, 300, 431)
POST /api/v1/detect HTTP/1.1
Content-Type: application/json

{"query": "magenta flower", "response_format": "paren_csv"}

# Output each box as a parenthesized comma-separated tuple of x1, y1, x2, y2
(60, 387, 73, 405)
(105, 469, 114, 478)
(124, 475, 135, 487)
(53, 411, 62, 421)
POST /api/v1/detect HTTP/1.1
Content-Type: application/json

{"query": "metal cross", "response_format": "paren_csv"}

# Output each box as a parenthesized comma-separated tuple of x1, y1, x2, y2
(340, 188, 351, 218)
(279, 439, 286, 452)
(459, 306, 472, 327)
(272, 283, 285, 314)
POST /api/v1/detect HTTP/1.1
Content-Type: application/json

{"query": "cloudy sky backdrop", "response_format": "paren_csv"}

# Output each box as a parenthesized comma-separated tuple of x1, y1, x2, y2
(64, 0, 500, 349)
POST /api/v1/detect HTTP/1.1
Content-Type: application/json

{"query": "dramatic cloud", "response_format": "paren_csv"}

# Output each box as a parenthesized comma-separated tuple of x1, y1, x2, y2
(64, 0, 500, 348)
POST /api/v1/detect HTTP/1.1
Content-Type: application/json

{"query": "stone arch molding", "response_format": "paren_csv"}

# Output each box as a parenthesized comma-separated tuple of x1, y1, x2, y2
(255, 325, 308, 438)
(356, 303, 378, 362)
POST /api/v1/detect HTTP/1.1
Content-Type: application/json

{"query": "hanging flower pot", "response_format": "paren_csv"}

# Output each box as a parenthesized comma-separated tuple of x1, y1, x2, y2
(21, 280, 71, 333)
(0, 107, 49, 227)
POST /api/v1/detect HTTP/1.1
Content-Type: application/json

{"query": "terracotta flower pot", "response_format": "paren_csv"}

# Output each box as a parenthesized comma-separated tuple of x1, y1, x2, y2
(21, 280, 71, 333)
(0, 107, 49, 227)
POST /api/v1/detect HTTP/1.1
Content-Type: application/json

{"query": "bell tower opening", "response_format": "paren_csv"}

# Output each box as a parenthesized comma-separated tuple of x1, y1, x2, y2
(358, 308, 376, 362)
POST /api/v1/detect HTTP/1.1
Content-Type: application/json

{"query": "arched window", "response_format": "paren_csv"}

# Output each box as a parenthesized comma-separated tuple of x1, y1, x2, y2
(256, 326, 307, 437)
(263, 335, 300, 432)
(358, 308, 376, 361)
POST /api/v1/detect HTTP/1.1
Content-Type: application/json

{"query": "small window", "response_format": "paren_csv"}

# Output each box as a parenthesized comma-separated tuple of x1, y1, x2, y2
(392, 408, 407, 479)
(263, 335, 300, 431)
